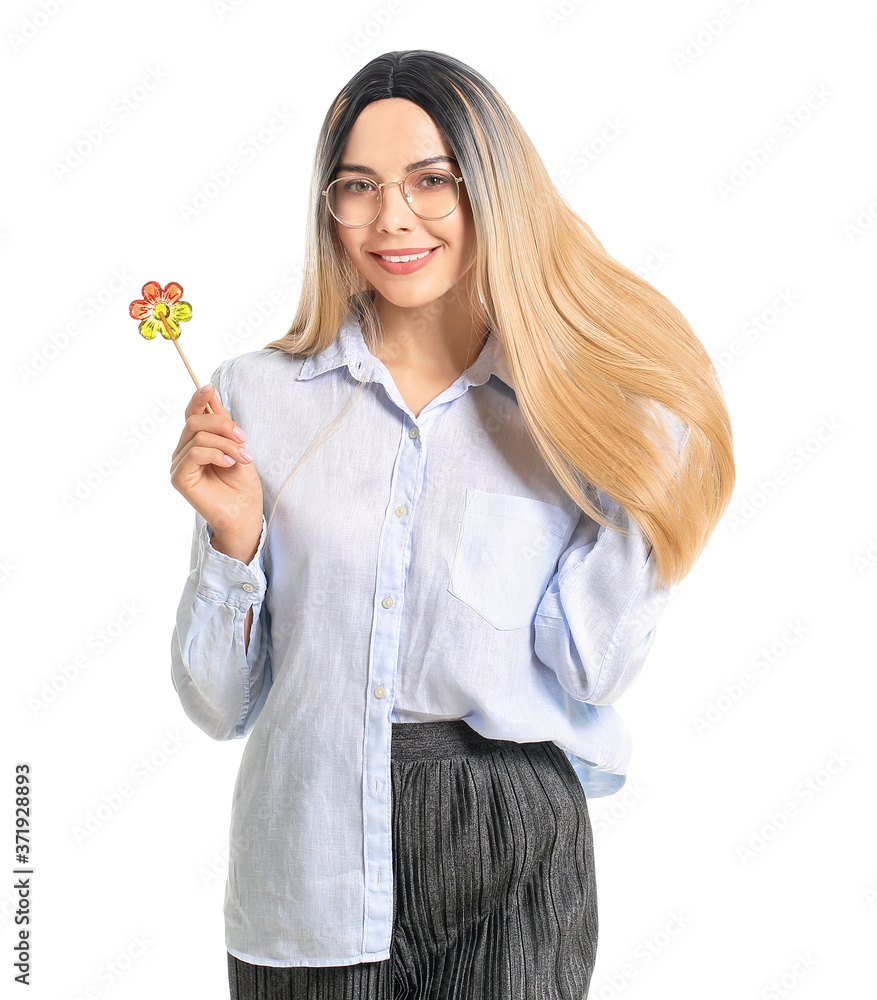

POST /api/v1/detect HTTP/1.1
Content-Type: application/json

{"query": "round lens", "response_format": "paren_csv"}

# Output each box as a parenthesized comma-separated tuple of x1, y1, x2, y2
(327, 176, 379, 227)
(405, 169, 458, 220)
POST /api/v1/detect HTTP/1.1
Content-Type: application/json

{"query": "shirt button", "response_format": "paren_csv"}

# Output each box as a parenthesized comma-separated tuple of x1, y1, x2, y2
(374, 686, 385, 699)
(242, 583, 254, 592)
(381, 596, 394, 609)
(409, 427, 418, 439)
(395, 505, 407, 517)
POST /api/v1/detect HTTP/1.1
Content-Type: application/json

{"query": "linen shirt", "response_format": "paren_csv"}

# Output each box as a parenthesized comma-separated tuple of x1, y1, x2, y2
(170, 313, 675, 968)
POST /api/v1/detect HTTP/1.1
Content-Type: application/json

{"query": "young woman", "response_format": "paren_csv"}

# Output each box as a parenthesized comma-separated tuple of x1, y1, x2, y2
(170, 49, 734, 1000)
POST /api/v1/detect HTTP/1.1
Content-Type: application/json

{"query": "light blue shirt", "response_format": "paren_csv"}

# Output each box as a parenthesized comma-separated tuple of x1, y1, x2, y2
(170, 312, 673, 967)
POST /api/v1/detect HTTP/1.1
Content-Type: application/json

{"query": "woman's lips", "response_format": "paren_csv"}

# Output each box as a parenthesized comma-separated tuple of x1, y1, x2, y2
(368, 246, 441, 275)
(370, 247, 438, 256)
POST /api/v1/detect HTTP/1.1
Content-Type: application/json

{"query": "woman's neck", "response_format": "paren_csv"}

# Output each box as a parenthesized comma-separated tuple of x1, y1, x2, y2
(372, 296, 489, 377)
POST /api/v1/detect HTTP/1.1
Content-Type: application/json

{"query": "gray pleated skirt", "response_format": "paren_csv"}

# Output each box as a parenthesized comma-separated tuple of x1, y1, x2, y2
(227, 719, 598, 999)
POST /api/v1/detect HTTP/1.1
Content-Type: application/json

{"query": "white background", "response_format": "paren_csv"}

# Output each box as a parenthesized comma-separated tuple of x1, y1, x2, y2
(4, 0, 875, 997)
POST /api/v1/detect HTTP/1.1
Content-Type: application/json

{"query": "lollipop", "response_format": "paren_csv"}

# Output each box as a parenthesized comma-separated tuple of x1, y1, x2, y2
(128, 280, 214, 414)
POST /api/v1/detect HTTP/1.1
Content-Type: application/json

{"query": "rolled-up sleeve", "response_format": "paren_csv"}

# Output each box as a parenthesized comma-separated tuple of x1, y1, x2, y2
(170, 509, 272, 740)
(534, 496, 671, 706)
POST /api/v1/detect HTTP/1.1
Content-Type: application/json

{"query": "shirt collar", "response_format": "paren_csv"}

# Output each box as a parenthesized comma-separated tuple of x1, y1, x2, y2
(296, 315, 515, 392)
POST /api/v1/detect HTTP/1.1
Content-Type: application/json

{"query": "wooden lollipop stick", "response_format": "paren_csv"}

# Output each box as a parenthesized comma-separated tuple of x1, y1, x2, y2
(157, 314, 215, 414)
(129, 280, 216, 415)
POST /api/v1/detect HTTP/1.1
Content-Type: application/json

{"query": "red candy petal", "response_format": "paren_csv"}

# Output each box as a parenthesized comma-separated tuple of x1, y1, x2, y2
(141, 281, 162, 303)
(129, 300, 152, 320)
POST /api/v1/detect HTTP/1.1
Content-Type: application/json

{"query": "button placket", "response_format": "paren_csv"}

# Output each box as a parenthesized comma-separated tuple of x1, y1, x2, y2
(361, 412, 424, 955)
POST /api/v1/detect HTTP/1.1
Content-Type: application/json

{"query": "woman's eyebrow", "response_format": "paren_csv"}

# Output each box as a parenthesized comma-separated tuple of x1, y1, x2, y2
(335, 155, 459, 176)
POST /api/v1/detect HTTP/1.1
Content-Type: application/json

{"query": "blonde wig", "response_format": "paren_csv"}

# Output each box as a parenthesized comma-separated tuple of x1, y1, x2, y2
(263, 49, 735, 589)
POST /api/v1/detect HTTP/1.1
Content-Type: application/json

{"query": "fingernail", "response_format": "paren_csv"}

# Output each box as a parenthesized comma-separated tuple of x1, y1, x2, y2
(199, 383, 213, 393)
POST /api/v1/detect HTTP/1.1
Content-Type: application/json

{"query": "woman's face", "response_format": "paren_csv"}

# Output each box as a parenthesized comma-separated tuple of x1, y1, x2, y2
(332, 98, 477, 314)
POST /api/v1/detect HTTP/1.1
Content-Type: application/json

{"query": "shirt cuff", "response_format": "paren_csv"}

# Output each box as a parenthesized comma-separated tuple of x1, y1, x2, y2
(196, 514, 268, 608)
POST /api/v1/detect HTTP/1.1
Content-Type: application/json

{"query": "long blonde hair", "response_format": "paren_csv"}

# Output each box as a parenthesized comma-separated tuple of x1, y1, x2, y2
(264, 49, 735, 588)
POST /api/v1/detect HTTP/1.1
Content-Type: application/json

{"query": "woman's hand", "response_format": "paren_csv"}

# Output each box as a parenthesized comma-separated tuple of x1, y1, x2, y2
(170, 384, 264, 559)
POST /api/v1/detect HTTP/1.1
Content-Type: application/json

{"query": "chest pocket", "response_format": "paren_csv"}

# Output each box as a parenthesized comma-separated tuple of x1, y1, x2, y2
(448, 488, 574, 631)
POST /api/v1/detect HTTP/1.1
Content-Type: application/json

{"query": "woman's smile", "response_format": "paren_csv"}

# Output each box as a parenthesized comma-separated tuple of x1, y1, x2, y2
(368, 245, 441, 273)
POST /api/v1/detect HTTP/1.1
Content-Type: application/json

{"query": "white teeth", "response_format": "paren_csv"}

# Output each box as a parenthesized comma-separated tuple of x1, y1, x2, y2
(377, 249, 433, 262)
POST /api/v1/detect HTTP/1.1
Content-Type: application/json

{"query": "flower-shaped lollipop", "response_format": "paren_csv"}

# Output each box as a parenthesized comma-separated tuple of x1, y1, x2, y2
(129, 280, 213, 413)
(130, 280, 192, 340)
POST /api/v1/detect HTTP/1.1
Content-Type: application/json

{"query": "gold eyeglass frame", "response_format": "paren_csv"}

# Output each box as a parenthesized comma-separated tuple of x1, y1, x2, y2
(322, 168, 465, 228)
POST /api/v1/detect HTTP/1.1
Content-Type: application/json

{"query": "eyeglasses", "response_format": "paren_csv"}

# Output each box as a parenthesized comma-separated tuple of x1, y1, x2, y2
(322, 168, 465, 228)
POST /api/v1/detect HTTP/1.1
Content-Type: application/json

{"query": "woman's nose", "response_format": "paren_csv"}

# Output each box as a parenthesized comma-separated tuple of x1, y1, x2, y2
(376, 181, 415, 226)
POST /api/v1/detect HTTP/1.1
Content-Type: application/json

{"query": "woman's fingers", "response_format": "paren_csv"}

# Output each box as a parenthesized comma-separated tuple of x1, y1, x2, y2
(170, 424, 252, 472)
(172, 384, 249, 466)
(169, 381, 263, 538)
(185, 383, 224, 419)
